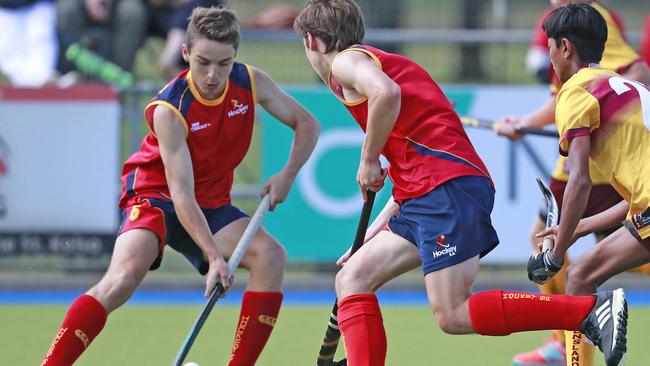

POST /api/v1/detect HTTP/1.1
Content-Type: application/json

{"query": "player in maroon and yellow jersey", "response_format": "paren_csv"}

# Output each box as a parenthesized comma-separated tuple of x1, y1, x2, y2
(642, 15, 650, 67)
(40, 6, 319, 366)
(532, 4, 650, 364)
(294, 2, 627, 366)
(495, 2, 650, 364)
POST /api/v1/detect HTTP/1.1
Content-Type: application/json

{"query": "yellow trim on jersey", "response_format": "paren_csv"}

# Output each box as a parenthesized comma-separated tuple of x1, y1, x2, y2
(146, 100, 189, 138)
(245, 64, 257, 104)
(406, 137, 491, 179)
(328, 45, 382, 106)
(187, 71, 229, 106)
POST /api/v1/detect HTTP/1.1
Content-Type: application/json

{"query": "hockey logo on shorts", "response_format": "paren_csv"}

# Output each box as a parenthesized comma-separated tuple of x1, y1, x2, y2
(129, 205, 140, 221)
(632, 208, 650, 230)
(432, 235, 457, 258)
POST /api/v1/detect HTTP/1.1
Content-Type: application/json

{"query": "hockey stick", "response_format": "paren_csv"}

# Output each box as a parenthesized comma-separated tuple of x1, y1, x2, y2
(316, 190, 376, 366)
(173, 195, 271, 366)
(460, 116, 559, 138)
(536, 177, 559, 251)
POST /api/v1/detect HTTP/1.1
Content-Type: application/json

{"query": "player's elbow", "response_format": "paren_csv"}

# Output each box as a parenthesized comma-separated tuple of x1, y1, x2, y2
(570, 173, 592, 193)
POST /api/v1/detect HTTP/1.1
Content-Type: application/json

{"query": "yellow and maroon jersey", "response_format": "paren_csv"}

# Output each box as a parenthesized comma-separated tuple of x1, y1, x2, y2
(328, 45, 492, 201)
(536, 2, 642, 183)
(556, 67, 650, 238)
(119, 63, 256, 209)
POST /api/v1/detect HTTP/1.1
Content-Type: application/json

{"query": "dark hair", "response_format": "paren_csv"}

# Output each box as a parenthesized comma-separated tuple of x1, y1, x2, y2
(293, 0, 365, 53)
(187, 6, 240, 50)
(542, 3, 607, 64)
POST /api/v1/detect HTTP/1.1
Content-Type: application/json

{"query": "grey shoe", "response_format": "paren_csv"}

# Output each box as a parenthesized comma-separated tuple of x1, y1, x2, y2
(579, 288, 628, 366)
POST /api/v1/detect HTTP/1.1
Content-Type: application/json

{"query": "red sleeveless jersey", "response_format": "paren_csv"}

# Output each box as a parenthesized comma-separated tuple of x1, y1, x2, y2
(119, 63, 256, 208)
(328, 45, 492, 201)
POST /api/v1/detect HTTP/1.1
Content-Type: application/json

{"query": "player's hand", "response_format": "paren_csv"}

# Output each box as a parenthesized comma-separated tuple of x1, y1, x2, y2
(493, 116, 525, 140)
(336, 247, 352, 266)
(261, 169, 295, 211)
(206, 256, 232, 297)
(527, 248, 563, 285)
(357, 158, 387, 200)
(536, 224, 584, 246)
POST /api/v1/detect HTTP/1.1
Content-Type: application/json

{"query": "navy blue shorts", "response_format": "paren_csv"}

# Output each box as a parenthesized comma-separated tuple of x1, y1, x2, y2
(118, 196, 248, 275)
(387, 176, 500, 275)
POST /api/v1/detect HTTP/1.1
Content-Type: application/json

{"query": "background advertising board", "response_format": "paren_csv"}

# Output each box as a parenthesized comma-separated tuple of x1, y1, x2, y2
(0, 86, 120, 258)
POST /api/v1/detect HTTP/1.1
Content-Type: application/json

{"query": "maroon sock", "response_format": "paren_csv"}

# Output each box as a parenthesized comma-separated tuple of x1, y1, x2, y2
(227, 291, 283, 366)
(468, 290, 596, 336)
(338, 294, 387, 366)
(41, 294, 107, 366)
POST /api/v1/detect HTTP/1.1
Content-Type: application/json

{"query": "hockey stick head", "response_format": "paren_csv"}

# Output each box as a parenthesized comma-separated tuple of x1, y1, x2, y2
(536, 177, 558, 228)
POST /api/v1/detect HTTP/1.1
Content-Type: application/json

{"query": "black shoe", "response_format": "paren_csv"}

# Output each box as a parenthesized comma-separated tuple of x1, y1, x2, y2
(579, 288, 628, 366)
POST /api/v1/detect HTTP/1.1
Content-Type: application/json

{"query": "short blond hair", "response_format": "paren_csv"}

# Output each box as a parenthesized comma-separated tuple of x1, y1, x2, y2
(293, 0, 365, 53)
(187, 6, 240, 50)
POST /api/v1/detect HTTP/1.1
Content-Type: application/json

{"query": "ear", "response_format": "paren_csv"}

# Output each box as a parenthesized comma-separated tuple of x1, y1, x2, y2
(181, 43, 190, 62)
(560, 38, 573, 59)
(306, 32, 319, 52)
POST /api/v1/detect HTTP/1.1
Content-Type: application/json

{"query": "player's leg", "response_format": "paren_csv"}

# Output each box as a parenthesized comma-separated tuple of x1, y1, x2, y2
(513, 216, 568, 366)
(566, 227, 650, 296)
(41, 229, 160, 366)
(335, 230, 421, 366)
(204, 208, 286, 366)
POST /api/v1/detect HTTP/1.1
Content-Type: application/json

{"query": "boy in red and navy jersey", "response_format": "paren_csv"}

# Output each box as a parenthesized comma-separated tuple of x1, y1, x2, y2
(41, 6, 319, 366)
(295, 1, 627, 366)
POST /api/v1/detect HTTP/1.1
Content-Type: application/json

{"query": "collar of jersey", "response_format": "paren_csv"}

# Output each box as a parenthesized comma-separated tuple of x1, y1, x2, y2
(187, 71, 229, 106)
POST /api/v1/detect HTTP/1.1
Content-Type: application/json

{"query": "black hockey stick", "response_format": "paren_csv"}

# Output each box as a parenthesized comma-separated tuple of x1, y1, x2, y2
(460, 116, 559, 138)
(316, 190, 376, 366)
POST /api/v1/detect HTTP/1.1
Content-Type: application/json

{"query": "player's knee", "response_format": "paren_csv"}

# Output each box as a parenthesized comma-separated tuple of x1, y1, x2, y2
(248, 237, 287, 273)
(433, 310, 463, 334)
(92, 271, 141, 310)
(335, 264, 372, 297)
(565, 262, 597, 295)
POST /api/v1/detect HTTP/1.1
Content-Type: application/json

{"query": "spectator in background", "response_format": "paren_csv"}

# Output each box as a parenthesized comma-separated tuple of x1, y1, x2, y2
(146, 0, 224, 78)
(0, 0, 58, 86)
(642, 15, 650, 67)
(57, 0, 148, 78)
(57, 0, 224, 82)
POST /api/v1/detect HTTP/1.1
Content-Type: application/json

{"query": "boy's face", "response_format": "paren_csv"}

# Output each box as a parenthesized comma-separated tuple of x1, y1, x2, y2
(182, 38, 236, 99)
(548, 37, 571, 83)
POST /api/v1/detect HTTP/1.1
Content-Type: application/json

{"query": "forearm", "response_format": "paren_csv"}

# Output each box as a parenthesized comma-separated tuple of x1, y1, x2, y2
(282, 114, 319, 176)
(554, 175, 591, 256)
(579, 200, 629, 236)
(362, 90, 400, 161)
(172, 192, 221, 261)
(520, 97, 556, 129)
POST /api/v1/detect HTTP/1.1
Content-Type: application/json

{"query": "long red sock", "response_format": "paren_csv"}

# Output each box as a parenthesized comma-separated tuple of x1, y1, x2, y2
(41, 294, 107, 366)
(228, 291, 283, 366)
(468, 290, 596, 336)
(338, 294, 387, 366)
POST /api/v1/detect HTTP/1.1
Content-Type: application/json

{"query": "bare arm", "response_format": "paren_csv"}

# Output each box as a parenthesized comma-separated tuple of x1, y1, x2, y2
(576, 200, 629, 238)
(552, 135, 592, 260)
(253, 66, 320, 210)
(494, 97, 556, 139)
(332, 51, 400, 199)
(154, 106, 230, 295)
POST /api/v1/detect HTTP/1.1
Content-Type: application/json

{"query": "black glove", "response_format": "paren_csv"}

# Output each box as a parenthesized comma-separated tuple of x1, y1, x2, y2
(527, 248, 563, 284)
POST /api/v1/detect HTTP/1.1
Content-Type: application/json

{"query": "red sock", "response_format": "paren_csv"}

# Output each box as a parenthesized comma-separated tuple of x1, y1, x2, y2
(468, 290, 596, 336)
(41, 294, 107, 366)
(338, 294, 387, 366)
(228, 291, 283, 366)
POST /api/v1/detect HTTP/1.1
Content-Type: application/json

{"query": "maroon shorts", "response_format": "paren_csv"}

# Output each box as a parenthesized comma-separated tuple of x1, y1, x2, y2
(539, 178, 623, 237)
(624, 208, 650, 253)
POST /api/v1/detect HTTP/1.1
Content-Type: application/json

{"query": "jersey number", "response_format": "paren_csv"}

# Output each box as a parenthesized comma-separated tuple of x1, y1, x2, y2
(608, 76, 650, 131)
